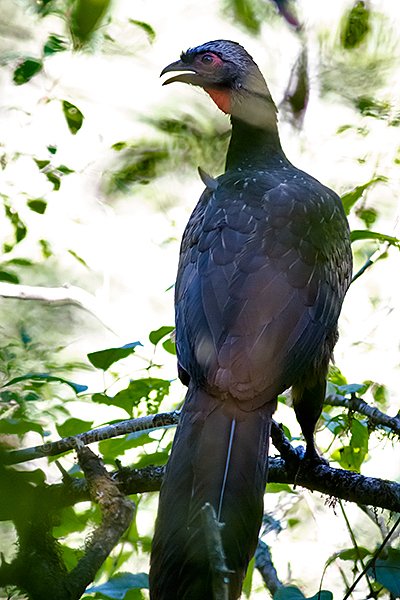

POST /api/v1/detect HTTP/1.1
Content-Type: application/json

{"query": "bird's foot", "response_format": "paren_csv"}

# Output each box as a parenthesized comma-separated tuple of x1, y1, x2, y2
(303, 444, 329, 467)
(292, 444, 328, 488)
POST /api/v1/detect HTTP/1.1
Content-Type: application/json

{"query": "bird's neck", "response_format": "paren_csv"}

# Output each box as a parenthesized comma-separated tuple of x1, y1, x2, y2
(226, 116, 285, 171)
(224, 76, 286, 171)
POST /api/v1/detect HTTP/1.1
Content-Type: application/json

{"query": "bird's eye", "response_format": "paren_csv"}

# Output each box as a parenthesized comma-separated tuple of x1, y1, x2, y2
(201, 54, 214, 65)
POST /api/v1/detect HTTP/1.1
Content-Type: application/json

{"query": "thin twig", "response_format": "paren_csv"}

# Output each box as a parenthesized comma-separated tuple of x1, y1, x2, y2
(339, 500, 374, 595)
(351, 243, 390, 283)
(343, 516, 400, 600)
(3, 410, 181, 465)
(0, 281, 117, 333)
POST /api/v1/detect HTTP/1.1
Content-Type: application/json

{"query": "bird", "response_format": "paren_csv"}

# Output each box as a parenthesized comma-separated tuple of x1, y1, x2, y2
(150, 39, 352, 599)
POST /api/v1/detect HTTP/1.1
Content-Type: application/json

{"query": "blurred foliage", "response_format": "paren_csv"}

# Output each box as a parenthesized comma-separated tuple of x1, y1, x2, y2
(280, 46, 309, 126)
(341, 1, 370, 49)
(223, 0, 273, 34)
(319, 7, 397, 103)
(106, 114, 230, 194)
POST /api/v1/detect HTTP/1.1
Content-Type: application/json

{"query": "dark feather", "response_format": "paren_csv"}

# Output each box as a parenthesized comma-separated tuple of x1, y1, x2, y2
(150, 386, 275, 599)
(151, 39, 352, 599)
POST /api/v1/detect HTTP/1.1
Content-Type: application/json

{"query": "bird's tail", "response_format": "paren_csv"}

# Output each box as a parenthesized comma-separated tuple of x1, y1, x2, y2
(150, 385, 274, 599)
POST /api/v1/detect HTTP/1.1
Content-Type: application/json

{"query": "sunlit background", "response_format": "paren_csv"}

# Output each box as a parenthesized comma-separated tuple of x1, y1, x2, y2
(0, 0, 399, 598)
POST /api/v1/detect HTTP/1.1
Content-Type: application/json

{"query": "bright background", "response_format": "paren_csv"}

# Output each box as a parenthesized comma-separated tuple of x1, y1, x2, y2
(0, 0, 399, 598)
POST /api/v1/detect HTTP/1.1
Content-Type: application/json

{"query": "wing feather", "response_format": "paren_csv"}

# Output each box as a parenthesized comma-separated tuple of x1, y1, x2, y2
(175, 171, 352, 407)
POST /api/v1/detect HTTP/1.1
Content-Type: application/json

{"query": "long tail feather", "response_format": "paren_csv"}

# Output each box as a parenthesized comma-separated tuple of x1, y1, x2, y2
(150, 385, 274, 599)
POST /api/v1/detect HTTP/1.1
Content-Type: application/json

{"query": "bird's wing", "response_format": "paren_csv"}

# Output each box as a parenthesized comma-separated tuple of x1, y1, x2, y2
(175, 174, 351, 409)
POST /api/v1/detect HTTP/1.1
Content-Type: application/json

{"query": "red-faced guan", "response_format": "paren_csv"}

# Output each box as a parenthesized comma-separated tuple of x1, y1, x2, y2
(150, 40, 352, 599)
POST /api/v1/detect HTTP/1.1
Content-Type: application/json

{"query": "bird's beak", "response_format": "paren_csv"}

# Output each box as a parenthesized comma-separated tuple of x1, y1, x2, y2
(160, 59, 202, 86)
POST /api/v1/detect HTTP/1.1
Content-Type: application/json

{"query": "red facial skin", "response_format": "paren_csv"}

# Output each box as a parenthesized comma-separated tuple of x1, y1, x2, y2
(195, 52, 232, 114)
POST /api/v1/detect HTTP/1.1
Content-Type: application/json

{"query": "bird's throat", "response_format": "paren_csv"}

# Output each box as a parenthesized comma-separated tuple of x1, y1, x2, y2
(205, 87, 231, 114)
(205, 84, 285, 170)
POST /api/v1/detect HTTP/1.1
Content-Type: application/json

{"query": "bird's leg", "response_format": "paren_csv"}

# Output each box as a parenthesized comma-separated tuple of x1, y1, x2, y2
(292, 377, 326, 463)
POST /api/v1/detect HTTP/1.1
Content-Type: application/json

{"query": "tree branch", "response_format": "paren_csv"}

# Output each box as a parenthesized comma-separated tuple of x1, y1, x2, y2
(326, 393, 400, 436)
(0, 442, 135, 599)
(3, 410, 181, 465)
(2, 456, 399, 528)
(0, 281, 116, 333)
(255, 540, 284, 597)
(201, 503, 232, 600)
(2, 411, 400, 519)
(4, 391, 398, 467)
(66, 442, 135, 598)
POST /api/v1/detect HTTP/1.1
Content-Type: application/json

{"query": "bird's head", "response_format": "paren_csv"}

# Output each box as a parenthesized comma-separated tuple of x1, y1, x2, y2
(161, 40, 277, 127)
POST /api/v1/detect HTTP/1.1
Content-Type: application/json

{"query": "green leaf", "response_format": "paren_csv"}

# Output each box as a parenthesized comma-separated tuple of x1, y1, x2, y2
(57, 543, 81, 570)
(34, 159, 51, 170)
(128, 19, 156, 43)
(108, 147, 169, 191)
(53, 506, 98, 539)
(114, 378, 170, 413)
(0, 416, 44, 436)
(94, 378, 170, 416)
(331, 418, 369, 471)
(39, 238, 53, 258)
(112, 141, 128, 151)
(99, 431, 154, 461)
(336, 383, 365, 395)
(27, 198, 47, 214)
(355, 96, 391, 119)
(132, 448, 171, 469)
(341, 0, 370, 49)
(350, 229, 400, 246)
(2, 373, 88, 394)
(5, 258, 33, 267)
(43, 34, 68, 56)
(274, 586, 305, 599)
(351, 419, 369, 447)
(45, 171, 61, 190)
(3, 199, 27, 251)
(0, 391, 20, 403)
(308, 593, 333, 600)
(371, 382, 387, 405)
(341, 176, 387, 214)
(266, 483, 294, 493)
(324, 414, 348, 436)
(149, 326, 174, 346)
(227, 0, 263, 34)
(87, 342, 142, 370)
(274, 588, 333, 600)
(356, 206, 377, 228)
(369, 548, 400, 596)
(70, 0, 112, 46)
(57, 164, 74, 175)
(91, 392, 111, 405)
(0, 270, 19, 283)
(86, 572, 149, 598)
(13, 58, 43, 85)
(62, 100, 84, 134)
(162, 338, 176, 355)
(56, 418, 93, 437)
(68, 249, 89, 268)
(242, 555, 255, 597)
(328, 365, 348, 386)
(337, 546, 371, 561)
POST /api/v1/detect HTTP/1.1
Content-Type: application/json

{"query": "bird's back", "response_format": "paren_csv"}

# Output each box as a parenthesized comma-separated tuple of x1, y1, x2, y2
(175, 161, 351, 410)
